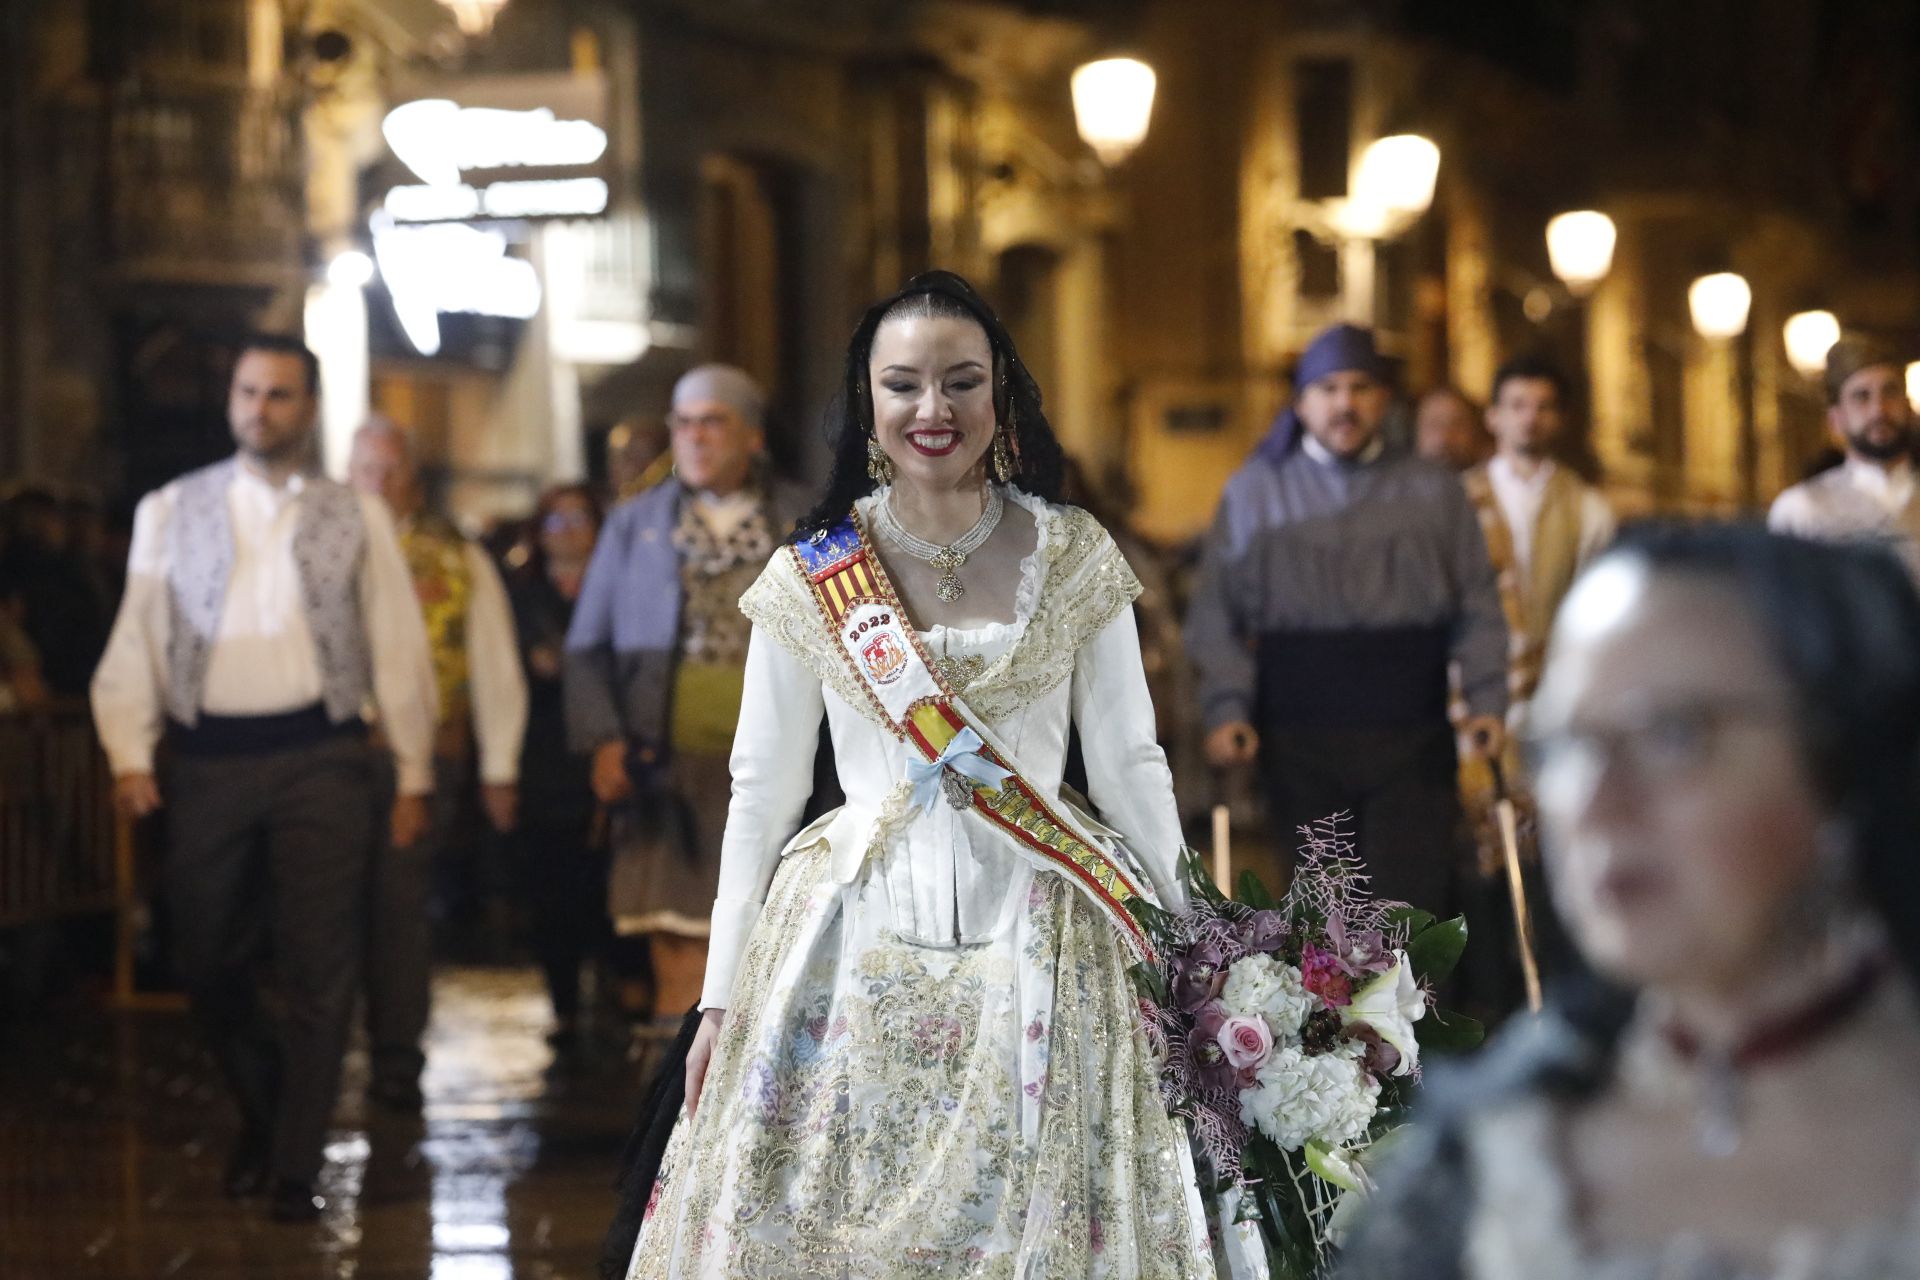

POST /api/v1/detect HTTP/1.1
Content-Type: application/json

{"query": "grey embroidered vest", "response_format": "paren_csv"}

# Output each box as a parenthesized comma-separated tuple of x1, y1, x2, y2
(164, 458, 373, 726)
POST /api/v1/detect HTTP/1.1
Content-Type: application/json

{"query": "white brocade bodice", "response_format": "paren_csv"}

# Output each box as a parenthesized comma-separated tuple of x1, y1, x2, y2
(699, 490, 1188, 1010)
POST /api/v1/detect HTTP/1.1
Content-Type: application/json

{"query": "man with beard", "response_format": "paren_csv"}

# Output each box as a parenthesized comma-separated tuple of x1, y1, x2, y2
(91, 335, 437, 1221)
(1771, 336, 1920, 579)
(1188, 323, 1509, 912)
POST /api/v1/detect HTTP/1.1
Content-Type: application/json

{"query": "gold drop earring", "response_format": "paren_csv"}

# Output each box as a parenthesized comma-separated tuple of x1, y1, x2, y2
(867, 433, 895, 484)
(991, 423, 1015, 484)
(992, 366, 1017, 484)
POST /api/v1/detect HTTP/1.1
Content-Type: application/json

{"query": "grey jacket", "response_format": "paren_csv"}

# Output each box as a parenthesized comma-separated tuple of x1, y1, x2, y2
(562, 475, 811, 757)
(1185, 440, 1509, 732)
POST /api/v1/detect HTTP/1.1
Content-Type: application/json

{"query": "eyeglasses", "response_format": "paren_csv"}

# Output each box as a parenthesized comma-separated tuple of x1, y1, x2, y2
(667, 411, 737, 433)
(1523, 695, 1795, 786)
(541, 511, 595, 533)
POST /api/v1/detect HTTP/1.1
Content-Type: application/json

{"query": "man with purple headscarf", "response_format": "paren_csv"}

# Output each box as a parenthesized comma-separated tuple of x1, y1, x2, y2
(1186, 324, 1508, 913)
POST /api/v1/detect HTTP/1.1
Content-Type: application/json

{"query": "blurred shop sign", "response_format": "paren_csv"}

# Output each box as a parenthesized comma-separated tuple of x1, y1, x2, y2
(379, 73, 610, 224)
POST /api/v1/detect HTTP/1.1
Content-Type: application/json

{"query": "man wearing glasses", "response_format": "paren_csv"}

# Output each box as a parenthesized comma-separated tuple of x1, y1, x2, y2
(564, 366, 810, 1025)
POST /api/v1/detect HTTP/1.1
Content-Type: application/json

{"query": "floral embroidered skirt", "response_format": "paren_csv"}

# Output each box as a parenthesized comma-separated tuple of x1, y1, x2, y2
(626, 840, 1216, 1279)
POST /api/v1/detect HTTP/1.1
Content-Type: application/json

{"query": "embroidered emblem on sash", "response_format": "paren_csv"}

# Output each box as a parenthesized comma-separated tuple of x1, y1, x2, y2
(852, 614, 909, 686)
(790, 511, 1157, 963)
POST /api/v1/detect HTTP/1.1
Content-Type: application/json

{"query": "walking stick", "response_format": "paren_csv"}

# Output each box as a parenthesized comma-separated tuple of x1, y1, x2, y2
(1488, 756, 1544, 1013)
(1210, 804, 1232, 899)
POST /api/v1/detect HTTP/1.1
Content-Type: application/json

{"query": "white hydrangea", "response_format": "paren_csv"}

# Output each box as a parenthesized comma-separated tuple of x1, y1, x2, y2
(1219, 954, 1316, 1041)
(1237, 1042, 1381, 1152)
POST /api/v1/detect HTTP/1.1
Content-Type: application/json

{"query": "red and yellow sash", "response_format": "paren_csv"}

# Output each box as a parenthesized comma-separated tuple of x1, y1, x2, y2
(792, 513, 1157, 962)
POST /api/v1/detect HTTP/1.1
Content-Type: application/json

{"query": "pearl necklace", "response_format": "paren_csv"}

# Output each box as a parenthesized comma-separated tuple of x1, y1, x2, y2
(876, 486, 1004, 602)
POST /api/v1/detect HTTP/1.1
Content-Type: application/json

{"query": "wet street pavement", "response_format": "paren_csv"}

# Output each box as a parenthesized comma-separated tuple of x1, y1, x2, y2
(0, 968, 649, 1279)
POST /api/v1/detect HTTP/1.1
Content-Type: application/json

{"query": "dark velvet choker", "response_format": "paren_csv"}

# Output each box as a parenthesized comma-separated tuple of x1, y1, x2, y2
(1659, 951, 1888, 1072)
(1655, 950, 1888, 1157)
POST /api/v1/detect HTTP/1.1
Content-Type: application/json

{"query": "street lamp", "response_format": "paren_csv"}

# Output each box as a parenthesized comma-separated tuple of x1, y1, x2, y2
(1688, 272, 1752, 340)
(1545, 211, 1616, 295)
(1326, 133, 1440, 324)
(1342, 134, 1440, 237)
(1071, 58, 1156, 166)
(1688, 272, 1756, 507)
(1782, 310, 1840, 379)
(326, 249, 374, 289)
(436, 0, 509, 37)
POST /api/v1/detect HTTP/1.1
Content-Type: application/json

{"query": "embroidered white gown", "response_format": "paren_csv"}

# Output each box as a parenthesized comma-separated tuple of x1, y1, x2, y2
(626, 490, 1215, 1279)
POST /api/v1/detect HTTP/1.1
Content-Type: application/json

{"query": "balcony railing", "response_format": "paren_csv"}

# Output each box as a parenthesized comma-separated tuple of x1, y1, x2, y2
(105, 81, 305, 284)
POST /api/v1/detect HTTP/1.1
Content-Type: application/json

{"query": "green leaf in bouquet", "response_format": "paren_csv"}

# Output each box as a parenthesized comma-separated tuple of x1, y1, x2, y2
(1128, 959, 1169, 1007)
(1254, 1182, 1321, 1280)
(1415, 1006, 1486, 1054)
(1179, 846, 1229, 906)
(1381, 904, 1435, 936)
(1303, 1142, 1364, 1193)
(1405, 914, 1468, 984)
(1236, 868, 1278, 911)
(1128, 896, 1177, 942)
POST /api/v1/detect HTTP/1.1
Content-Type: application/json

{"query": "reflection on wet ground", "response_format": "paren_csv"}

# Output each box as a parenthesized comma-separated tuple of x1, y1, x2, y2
(0, 968, 647, 1278)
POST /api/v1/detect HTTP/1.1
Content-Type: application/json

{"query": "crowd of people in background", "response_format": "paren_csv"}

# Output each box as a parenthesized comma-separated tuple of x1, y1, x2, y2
(0, 485, 120, 710)
(0, 296, 1908, 1231)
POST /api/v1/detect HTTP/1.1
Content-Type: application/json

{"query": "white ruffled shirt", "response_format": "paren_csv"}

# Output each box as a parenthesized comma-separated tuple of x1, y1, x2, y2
(700, 490, 1188, 1009)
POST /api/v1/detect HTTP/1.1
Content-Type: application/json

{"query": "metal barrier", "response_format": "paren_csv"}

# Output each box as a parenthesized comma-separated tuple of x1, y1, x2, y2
(0, 704, 118, 928)
(0, 705, 177, 1008)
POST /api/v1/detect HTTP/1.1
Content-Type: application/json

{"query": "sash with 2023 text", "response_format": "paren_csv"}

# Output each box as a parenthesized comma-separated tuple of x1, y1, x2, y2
(792, 512, 1157, 963)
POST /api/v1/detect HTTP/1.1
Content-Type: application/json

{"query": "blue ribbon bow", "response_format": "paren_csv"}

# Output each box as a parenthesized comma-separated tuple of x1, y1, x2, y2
(904, 726, 1014, 816)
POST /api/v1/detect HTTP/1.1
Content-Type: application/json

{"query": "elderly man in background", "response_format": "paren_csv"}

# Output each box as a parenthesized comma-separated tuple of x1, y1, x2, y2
(1188, 324, 1509, 915)
(347, 420, 527, 1111)
(1771, 335, 1920, 578)
(565, 365, 810, 1024)
(91, 335, 437, 1220)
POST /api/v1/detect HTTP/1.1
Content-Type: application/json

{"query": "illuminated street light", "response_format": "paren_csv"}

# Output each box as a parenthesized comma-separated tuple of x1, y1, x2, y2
(1072, 58, 1156, 165)
(326, 249, 374, 288)
(1781, 310, 1841, 379)
(1545, 211, 1616, 295)
(437, 0, 509, 36)
(1689, 272, 1752, 341)
(1351, 134, 1440, 230)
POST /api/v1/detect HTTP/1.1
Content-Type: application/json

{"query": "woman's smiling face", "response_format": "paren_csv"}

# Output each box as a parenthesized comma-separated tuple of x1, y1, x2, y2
(867, 312, 997, 490)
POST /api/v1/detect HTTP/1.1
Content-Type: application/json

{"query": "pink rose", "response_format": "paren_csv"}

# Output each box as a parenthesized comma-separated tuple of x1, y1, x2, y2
(1217, 1015, 1273, 1073)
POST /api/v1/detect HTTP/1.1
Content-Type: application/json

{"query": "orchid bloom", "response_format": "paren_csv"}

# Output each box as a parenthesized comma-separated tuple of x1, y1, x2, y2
(1324, 912, 1393, 977)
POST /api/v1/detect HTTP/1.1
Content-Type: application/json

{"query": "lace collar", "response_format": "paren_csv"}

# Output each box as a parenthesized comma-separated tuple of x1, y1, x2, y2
(738, 491, 1141, 729)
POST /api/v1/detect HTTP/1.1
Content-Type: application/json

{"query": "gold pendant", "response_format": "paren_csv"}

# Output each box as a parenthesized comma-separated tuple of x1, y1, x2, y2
(930, 546, 965, 601)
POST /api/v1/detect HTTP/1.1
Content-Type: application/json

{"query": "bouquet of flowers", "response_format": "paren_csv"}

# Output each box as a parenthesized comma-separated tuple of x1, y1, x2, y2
(1128, 815, 1482, 1278)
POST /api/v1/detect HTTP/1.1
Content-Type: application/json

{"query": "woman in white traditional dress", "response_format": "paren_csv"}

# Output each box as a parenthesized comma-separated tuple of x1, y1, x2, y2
(1341, 525, 1920, 1279)
(625, 271, 1215, 1278)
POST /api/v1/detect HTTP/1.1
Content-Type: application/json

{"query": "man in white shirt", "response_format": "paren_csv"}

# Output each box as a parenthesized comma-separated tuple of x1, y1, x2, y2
(1770, 336, 1920, 579)
(90, 335, 437, 1221)
(347, 420, 527, 1111)
(1464, 355, 1617, 712)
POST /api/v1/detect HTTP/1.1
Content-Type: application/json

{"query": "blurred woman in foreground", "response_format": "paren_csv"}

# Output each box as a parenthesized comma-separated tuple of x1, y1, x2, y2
(1343, 525, 1920, 1278)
